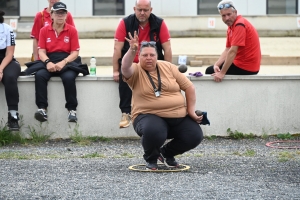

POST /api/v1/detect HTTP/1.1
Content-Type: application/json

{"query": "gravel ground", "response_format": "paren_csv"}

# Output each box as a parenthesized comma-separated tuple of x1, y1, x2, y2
(0, 137, 300, 200)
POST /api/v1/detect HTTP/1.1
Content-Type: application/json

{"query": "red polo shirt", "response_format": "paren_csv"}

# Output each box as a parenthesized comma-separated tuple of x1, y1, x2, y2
(226, 15, 261, 72)
(114, 20, 170, 63)
(30, 8, 75, 40)
(38, 23, 80, 53)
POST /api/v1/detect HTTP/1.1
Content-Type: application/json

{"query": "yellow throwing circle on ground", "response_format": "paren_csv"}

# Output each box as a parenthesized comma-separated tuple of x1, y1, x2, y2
(128, 163, 190, 172)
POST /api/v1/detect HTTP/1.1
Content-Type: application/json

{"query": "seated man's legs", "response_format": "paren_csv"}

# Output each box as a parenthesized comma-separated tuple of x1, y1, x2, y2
(34, 68, 51, 122)
(205, 63, 258, 75)
(2, 60, 21, 130)
(205, 65, 215, 74)
(133, 114, 168, 163)
(60, 69, 78, 111)
(118, 68, 132, 128)
(35, 68, 51, 109)
(163, 115, 203, 157)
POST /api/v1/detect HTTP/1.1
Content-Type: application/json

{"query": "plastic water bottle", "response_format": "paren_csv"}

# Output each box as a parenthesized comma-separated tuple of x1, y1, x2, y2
(90, 57, 96, 75)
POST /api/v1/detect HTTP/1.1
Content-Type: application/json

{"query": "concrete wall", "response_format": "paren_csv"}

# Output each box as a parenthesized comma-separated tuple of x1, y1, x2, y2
(0, 75, 299, 139)
(18, 0, 299, 17)
(10, 15, 300, 39)
(20, 0, 92, 17)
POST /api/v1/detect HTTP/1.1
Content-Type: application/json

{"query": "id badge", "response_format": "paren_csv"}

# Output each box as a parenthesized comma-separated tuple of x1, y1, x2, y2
(155, 91, 160, 97)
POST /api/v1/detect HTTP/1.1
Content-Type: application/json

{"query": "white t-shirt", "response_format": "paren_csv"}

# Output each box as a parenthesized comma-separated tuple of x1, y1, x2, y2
(0, 23, 15, 50)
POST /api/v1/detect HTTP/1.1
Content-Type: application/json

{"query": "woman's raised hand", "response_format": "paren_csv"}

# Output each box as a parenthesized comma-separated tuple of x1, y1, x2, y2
(125, 31, 139, 52)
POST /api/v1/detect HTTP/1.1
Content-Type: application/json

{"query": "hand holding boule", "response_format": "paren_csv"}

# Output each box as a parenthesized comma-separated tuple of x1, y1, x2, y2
(178, 64, 187, 73)
(195, 110, 203, 116)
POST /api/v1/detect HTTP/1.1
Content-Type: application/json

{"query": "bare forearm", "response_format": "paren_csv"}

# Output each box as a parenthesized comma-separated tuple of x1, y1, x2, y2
(64, 51, 79, 63)
(220, 49, 237, 74)
(162, 41, 172, 62)
(184, 85, 196, 115)
(215, 48, 229, 67)
(32, 39, 39, 60)
(112, 51, 121, 73)
(121, 49, 135, 78)
(163, 48, 172, 62)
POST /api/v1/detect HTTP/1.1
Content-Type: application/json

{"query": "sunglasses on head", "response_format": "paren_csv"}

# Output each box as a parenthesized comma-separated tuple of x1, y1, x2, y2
(141, 41, 156, 47)
(218, 3, 235, 10)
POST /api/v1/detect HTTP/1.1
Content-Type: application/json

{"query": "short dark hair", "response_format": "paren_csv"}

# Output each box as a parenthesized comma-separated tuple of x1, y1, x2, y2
(0, 10, 5, 23)
(139, 41, 158, 55)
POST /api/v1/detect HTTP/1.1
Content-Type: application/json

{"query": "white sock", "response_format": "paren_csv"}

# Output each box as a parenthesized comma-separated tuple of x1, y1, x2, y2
(9, 110, 18, 119)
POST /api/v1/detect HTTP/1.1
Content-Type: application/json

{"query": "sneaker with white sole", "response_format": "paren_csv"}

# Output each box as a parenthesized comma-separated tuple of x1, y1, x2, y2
(68, 110, 77, 122)
(34, 109, 47, 122)
(7, 112, 20, 131)
(158, 148, 179, 168)
(146, 162, 158, 170)
(119, 113, 131, 128)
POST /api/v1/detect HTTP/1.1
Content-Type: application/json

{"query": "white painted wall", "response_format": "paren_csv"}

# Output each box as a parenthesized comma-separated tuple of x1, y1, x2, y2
(299, 0, 300, 16)
(20, 0, 92, 17)
(1, 75, 300, 139)
(246, 0, 267, 16)
(19, 0, 300, 17)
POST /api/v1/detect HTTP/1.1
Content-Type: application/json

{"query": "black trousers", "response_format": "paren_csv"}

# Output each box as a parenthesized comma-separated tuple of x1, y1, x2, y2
(118, 67, 132, 114)
(133, 114, 203, 163)
(35, 68, 79, 110)
(205, 62, 259, 75)
(1, 60, 20, 110)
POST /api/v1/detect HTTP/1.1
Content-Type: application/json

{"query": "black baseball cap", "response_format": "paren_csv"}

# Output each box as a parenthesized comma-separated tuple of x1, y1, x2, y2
(51, 2, 67, 11)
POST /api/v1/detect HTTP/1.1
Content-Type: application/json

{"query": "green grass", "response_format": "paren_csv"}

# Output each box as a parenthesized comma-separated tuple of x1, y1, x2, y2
(278, 151, 295, 162)
(205, 135, 217, 140)
(0, 117, 26, 146)
(276, 133, 293, 140)
(81, 152, 106, 158)
(243, 149, 256, 157)
(0, 127, 25, 146)
(87, 136, 112, 142)
(27, 123, 54, 145)
(261, 133, 269, 139)
(121, 152, 135, 158)
(69, 124, 112, 145)
(227, 128, 256, 140)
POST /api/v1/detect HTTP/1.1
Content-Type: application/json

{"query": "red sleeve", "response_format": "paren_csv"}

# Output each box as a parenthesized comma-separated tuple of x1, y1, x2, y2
(66, 12, 76, 27)
(30, 12, 43, 39)
(159, 20, 171, 44)
(69, 26, 80, 51)
(226, 29, 230, 48)
(38, 26, 47, 49)
(114, 20, 126, 42)
(231, 26, 246, 47)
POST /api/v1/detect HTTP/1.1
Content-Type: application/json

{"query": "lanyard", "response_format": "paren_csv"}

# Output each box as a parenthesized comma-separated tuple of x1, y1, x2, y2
(145, 65, 161, 97)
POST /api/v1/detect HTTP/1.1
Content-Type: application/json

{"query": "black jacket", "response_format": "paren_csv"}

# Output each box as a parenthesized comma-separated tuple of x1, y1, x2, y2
(120, 13, 164, 62)
(23, 52, 89, 76)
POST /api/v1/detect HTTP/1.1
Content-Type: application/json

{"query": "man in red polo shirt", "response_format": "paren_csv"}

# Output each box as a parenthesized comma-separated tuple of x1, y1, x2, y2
(205, 0, 261, 82)
(30, 0, 75, 61)
(113, 0, 172, 128)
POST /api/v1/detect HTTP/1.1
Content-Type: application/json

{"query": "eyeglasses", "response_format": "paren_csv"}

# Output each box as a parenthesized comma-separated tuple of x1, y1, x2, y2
(136, 8, 150, 13)
(54, 11, 67, 15)
(141, 41, 156, 47)
(218, 3, 235, 10)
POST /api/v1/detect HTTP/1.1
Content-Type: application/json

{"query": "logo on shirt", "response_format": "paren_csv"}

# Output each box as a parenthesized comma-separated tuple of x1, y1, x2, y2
(10, 31, 15, 45)
(64, 36, 69, 43)
(47, 38, 51, 43)
(44, 21, 49, 27)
